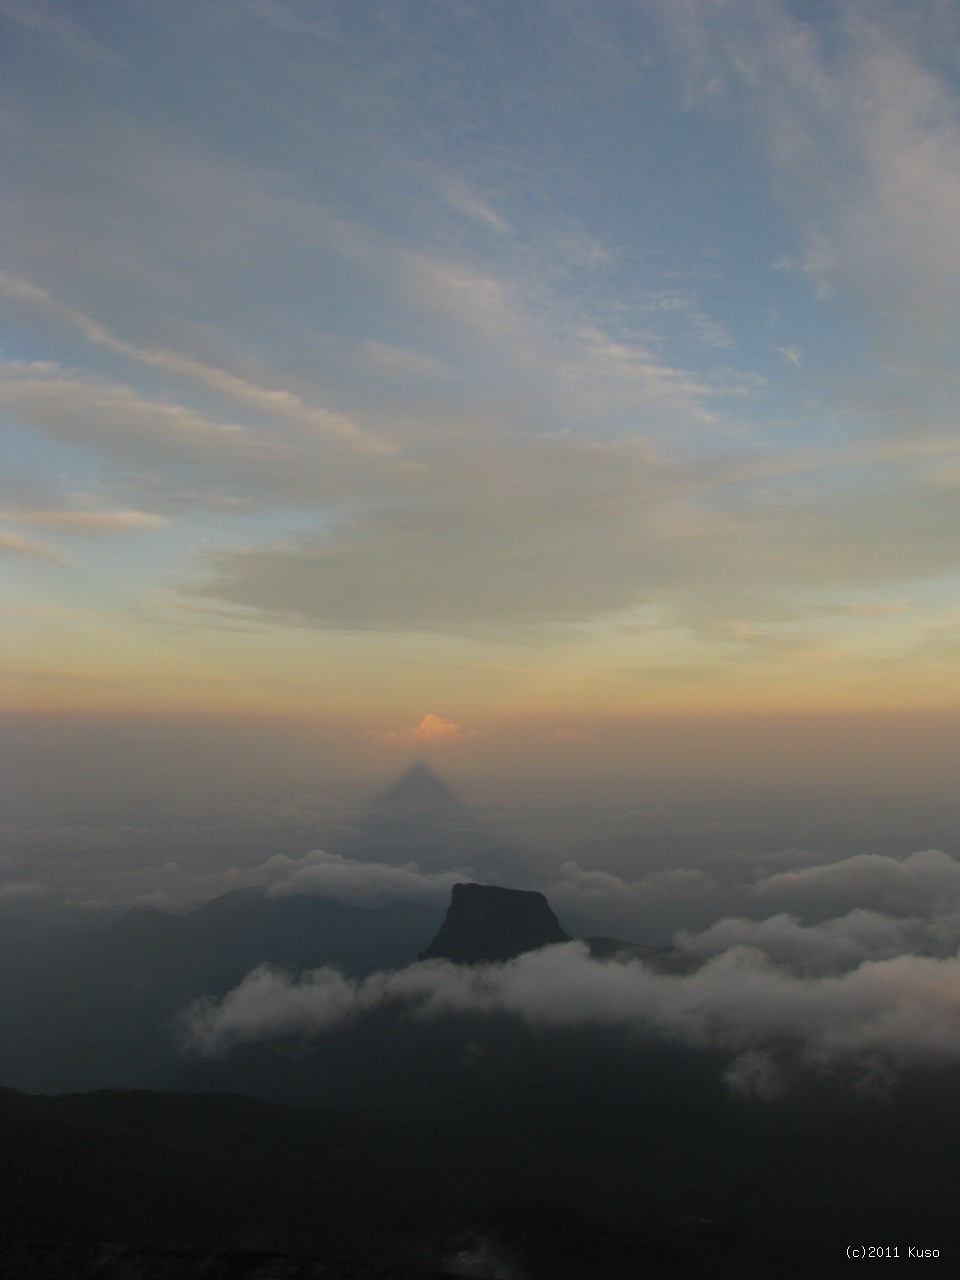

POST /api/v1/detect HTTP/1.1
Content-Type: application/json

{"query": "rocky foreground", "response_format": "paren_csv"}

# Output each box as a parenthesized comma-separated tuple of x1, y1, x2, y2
(0, 1243, 459, 1280)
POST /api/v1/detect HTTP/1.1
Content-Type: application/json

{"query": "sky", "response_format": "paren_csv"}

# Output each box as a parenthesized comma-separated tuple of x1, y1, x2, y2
(3, 0, 960, 868)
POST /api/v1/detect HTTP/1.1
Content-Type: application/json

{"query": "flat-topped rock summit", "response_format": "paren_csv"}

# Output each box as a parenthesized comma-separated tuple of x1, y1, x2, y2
(419, 882, 571, 964)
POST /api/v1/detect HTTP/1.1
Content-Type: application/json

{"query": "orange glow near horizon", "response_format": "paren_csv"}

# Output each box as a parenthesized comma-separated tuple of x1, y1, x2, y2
(5, 625, 958, 721)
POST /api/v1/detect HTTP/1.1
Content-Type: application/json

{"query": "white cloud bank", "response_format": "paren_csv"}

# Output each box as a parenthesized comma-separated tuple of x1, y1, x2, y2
(751, 847, 960, 917)
(675, 909, 943, 977)
(181, 942, 960, 1089)
(14, 846, 477, 914)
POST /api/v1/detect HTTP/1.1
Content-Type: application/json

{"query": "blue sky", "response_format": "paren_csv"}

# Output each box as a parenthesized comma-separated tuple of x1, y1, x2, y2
(3, 0, 960, 735)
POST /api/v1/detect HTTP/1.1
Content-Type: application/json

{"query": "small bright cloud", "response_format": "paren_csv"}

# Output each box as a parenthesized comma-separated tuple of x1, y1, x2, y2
(374, 713, 479, 747)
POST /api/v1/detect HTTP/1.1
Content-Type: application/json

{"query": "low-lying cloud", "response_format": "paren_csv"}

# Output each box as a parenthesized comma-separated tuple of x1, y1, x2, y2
(547, 847, 960, 942)
(5, 844, 476, 914)
(751, 847, 960, 918)
(181, 936, 960, 1092)
(139, 847, 476, 909)
(165, 845, 960, 1092)
(261, 849, 472, 903)
(675, 908, 954, 977)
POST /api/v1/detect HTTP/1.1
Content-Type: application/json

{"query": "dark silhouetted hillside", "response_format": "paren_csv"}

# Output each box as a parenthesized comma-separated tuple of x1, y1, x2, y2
(0, 1242, 459, 1280)
(0, 1086, 694, 1279)
(0, 891, 443, 1093)
(5, 1070, 960, 1278)
(419, 882, 571, 964)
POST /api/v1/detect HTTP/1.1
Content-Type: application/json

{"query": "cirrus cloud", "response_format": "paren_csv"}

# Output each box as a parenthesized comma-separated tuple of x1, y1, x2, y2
(1, 505, 165, 534)
(0, 528, 67, 564)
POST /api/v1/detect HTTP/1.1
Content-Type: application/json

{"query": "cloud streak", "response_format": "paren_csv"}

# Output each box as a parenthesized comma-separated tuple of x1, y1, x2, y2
(0, 359, 392, 512)
(0, 528, 67, 564)
(181, 438, 960, 638)
(1, 505, 165, 534)
(0, 272, 388, 454)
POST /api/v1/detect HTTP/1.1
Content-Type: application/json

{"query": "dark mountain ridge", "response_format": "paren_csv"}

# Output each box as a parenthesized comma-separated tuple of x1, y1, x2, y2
(0, 1242, 460, 1280)
(1, 870, 683, 1097)
(0, 889, 444, 1094)
(0, 1085, 692, 1279)
(6, 1061, 960, 1279)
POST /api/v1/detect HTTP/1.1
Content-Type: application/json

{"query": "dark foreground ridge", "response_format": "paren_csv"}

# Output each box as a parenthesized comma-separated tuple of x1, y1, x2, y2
(419, 882, 571, 964)
(0, 1243, 459, 1280)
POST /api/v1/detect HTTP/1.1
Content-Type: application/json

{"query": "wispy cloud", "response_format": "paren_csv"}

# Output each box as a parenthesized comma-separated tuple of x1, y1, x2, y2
(432, 171, 512, 235)
(0, 528, 67, 564)
(397, 252, 733, 426)
(661, 1, 960, 405)
(0, 0, 121, 63)
(0, 273, 388, 454)
(1, 505, 165, 534)
(358, 340, 454, 381)
(180, 428, 960, 641)
(835, 600, 910, 617)
(0, 360, 391, 511)
(776, 346, 803, 368)
(4, 0, 959, 720)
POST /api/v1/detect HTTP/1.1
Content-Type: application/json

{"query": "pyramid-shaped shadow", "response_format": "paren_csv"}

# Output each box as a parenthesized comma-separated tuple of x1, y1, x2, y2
(336, 762, 526, 878)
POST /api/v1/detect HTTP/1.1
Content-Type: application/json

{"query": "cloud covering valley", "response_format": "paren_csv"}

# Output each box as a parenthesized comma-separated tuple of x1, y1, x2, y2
(180, 845, 960, 1095)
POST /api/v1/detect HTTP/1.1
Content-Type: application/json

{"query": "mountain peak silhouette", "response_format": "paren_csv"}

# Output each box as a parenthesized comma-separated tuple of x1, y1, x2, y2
(420, 882, 571, 964)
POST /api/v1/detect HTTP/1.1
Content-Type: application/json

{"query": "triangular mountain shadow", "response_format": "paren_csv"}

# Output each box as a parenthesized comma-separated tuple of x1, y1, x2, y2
(336, 762, 528, 878)
(375, 760, 461, 808)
